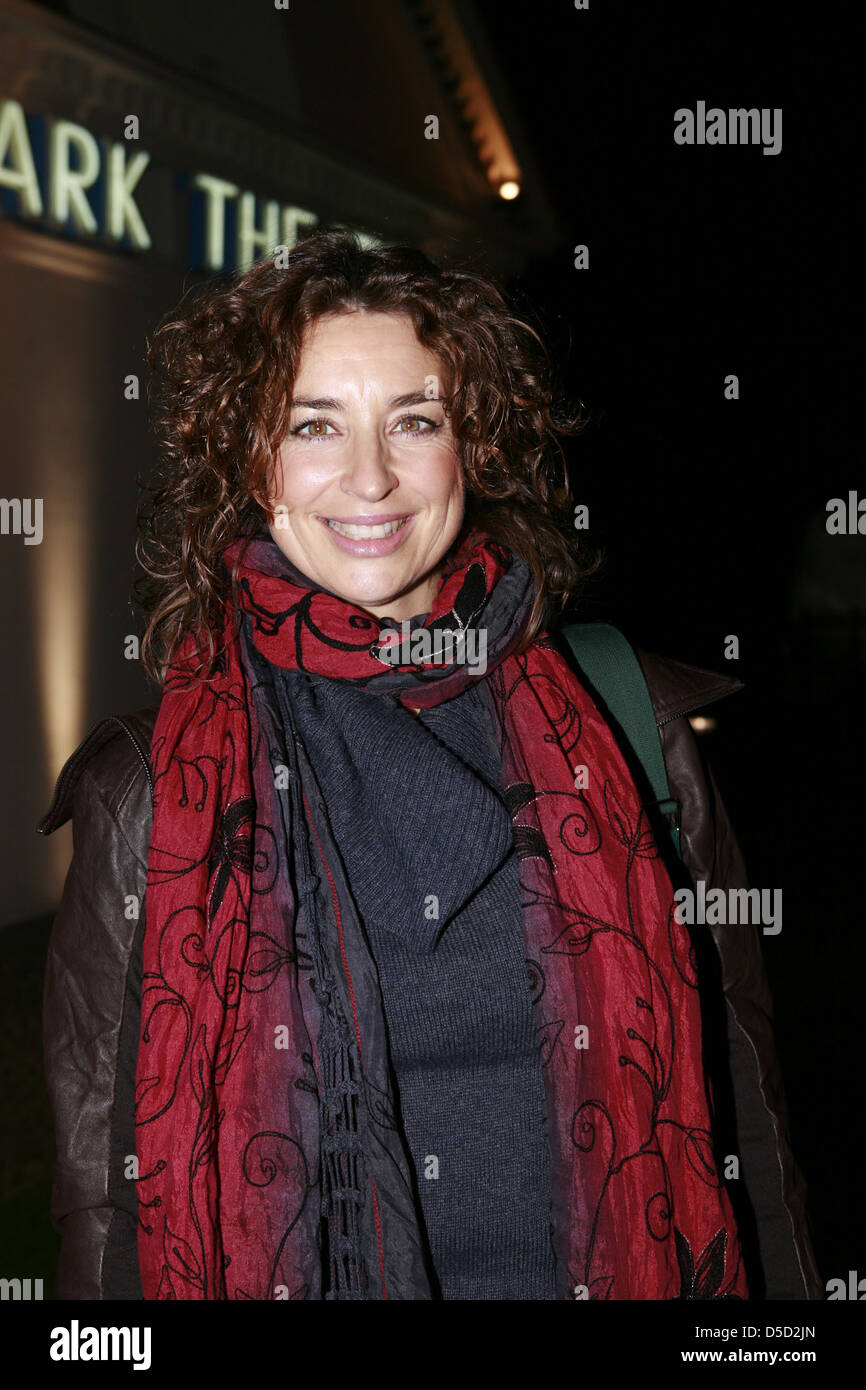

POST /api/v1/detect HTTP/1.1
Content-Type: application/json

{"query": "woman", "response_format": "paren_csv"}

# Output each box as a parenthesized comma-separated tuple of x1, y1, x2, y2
(38, 228, 820, 1300)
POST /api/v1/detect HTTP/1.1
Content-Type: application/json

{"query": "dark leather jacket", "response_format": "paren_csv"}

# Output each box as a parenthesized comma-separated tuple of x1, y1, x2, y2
(36, 644, 824, 1300)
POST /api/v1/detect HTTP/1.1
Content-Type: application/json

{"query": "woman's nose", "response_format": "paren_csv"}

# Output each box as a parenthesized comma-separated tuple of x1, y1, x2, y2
(341, 440, 398, 498)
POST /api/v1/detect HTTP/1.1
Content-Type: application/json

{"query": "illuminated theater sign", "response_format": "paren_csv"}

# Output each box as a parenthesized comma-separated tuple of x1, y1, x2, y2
(0, 97, 379, 273)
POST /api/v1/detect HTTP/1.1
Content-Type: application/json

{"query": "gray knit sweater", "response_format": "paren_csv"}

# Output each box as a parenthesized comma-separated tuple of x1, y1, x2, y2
(278, 668, 558, 1300)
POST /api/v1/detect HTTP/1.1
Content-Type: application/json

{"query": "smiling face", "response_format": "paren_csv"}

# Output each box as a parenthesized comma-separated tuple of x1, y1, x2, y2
(265, 309, 466, 622)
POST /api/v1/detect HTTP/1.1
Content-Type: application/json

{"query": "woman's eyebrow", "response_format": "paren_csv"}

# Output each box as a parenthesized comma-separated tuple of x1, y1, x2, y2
(289, 391, 444, 410)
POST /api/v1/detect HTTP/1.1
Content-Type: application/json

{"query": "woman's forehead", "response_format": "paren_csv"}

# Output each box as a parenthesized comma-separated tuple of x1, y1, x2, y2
(294, 312, 448, 384)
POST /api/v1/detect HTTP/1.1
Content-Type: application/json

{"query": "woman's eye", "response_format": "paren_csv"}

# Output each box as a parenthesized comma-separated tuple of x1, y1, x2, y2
(291, 414, 440, 440)
(293, 418, 335, 438)
(395, 415, 439, 434)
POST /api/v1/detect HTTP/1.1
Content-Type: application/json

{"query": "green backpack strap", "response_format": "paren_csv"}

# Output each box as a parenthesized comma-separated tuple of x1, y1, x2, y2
(559, 621, 682, 859)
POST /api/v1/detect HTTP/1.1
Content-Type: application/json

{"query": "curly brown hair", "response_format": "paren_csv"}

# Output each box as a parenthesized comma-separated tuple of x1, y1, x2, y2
(134, 225, 602, 686)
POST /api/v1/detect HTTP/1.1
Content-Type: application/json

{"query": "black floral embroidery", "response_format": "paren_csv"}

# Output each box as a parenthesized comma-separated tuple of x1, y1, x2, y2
(674, 1227, 744, 1300)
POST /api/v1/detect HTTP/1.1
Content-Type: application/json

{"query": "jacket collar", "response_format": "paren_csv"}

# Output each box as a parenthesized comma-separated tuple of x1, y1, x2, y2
(634, 646, 744, 725)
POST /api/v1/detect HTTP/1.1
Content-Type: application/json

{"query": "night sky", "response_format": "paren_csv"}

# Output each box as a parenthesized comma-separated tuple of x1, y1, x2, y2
(471, 0, 855, 661)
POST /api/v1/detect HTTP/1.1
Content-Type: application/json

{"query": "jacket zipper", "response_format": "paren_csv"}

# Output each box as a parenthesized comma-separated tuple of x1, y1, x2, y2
(727, 1003, 814, 1297)
(656, 691, 737, 728)
(37, 715, 155, 832)
(110, 716, 155, 805)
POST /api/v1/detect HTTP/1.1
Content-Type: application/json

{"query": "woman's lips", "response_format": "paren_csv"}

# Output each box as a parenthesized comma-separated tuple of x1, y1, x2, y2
(317, 513, 415, 556)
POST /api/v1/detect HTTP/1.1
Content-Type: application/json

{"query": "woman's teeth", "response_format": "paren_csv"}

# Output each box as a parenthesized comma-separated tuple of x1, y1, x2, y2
(327, 518, 408, 539)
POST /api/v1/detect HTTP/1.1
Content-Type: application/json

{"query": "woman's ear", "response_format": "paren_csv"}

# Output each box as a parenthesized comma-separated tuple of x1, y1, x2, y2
(262, 450, 284, 516)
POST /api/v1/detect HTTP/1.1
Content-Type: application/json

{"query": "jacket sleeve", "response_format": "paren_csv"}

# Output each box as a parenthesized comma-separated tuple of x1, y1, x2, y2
(662, 713, 824, 1300)
(41, 754, 147, 1299)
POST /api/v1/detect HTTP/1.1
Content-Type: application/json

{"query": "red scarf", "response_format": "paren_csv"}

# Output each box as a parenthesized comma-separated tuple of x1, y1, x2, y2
(135, 526, 747, 1299)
